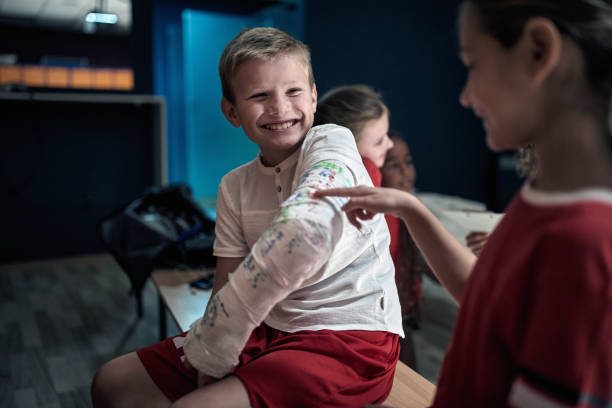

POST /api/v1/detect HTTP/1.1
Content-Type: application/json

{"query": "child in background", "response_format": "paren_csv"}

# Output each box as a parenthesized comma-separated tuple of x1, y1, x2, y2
(380, 130, 432, 368)
(91, 27, 404, 408)
(314, 84, 394, 187)
(317, 0, 612, 406)
(465, 231, 488, 255)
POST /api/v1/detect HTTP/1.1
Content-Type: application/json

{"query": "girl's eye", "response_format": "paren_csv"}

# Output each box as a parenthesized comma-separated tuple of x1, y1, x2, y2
(384, 162, 400, 170)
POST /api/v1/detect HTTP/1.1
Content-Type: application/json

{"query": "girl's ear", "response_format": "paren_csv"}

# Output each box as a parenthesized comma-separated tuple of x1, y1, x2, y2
(521, 17, 563, 85)
(221, 97, 241, 127)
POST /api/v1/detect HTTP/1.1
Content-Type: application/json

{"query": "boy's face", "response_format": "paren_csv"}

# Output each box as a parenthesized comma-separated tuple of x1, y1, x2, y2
(222, 54, 317, 166)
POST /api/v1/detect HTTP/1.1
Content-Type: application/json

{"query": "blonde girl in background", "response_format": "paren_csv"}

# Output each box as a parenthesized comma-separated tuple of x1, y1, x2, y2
(314, 84, 394, 186)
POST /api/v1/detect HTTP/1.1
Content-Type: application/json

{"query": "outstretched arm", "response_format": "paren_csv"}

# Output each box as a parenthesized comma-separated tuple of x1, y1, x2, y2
(314, 186, 476, 303)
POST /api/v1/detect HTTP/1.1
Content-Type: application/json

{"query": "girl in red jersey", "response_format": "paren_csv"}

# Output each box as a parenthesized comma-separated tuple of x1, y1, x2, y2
(316, 1, 612, 406)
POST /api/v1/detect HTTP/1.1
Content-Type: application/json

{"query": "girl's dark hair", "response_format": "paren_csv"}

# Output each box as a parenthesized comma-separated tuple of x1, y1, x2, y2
(468, 1, 612, 100)
(314, 85, 387, 141)
(466, 0, 612, 171)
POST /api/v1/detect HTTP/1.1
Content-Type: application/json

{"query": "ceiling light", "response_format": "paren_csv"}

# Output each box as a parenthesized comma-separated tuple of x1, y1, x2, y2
(83, 0, 118, 33)
(85, 12, 118, 24)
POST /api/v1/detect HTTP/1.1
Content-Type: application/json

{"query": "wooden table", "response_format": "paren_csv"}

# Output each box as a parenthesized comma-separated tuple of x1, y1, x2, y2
(151, 268, 436, 408)
(151, 268, 214, 340)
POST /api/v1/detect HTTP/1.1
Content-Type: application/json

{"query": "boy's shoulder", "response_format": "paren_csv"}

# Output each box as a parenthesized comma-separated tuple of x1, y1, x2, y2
(299, 124, 371, 184)
(307, 123, 353, 139)
(303, 124, 357, 154)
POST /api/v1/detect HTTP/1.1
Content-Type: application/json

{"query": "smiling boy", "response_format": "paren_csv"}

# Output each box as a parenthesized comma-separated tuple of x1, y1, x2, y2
(91, 27, 404, 408)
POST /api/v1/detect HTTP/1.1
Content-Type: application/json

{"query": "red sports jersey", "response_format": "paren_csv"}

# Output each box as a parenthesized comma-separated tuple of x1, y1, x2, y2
(362, 156, 382, 187)
(432, 185, 612, 407)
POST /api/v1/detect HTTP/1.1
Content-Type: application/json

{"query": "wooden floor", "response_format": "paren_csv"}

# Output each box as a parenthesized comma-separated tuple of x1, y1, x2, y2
(0, 253, 456, 407)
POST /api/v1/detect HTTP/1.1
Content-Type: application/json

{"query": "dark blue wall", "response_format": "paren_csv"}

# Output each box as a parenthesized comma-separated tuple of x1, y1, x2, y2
(305, 0, 502, 208)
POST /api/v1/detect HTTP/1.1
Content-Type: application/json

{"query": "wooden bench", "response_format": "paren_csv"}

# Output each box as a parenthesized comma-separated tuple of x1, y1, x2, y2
(152, 268, 436, 408)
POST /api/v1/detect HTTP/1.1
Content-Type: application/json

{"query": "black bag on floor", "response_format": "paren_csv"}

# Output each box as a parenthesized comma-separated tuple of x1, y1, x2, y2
(98, 184, 216, 316)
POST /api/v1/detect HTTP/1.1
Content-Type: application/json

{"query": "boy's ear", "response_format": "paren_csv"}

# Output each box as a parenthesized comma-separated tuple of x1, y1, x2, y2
(221, 97, 241, 127)
(521, 17, 562, 85)
(311, 83, 318, 113)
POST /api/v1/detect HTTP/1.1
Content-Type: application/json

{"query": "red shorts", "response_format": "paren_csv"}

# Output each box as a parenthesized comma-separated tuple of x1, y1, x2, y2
(137, 324, 399, 407)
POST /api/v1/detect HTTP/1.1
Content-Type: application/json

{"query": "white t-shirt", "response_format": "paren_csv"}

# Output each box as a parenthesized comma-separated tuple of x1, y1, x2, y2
(214, 124, 404, 335)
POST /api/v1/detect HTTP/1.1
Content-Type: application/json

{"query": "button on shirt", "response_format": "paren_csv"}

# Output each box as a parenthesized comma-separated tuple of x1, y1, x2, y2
(215, 152, 298, 253)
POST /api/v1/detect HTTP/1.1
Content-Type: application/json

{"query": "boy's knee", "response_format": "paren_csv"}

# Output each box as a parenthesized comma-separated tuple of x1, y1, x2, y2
(91, 361, 114, 407)
(91, 359, 128, 408)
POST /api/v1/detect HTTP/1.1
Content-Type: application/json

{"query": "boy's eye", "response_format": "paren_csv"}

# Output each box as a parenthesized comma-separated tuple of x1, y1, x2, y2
(287, 88, 302, 96)
(248, 92, 267, 100)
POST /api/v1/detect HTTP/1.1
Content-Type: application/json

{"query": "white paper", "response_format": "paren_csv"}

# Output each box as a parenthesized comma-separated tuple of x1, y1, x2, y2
(441, 210, 504, 233)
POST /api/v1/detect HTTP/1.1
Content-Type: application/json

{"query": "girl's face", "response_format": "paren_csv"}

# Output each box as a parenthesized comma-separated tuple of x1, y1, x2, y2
(356, 110, 394, 167)
(381, 138, 416, 192)
(458, 4, 538, 151)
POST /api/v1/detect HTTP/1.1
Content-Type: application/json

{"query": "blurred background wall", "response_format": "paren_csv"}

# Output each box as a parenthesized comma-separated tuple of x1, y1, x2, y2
(0, 0, 522, 262)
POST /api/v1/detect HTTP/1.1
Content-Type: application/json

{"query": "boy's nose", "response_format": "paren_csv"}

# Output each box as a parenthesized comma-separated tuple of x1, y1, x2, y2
(268, 96, 290, 116)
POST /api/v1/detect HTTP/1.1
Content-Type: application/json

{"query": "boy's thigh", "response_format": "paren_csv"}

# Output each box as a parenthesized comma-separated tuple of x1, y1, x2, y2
(234, 333, 398, 408)
(171, 376, 251, 408)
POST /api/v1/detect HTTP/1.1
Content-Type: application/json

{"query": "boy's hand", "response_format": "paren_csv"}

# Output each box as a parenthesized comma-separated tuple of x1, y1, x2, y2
(197, 371, 215, 388)
(183, 358, 216, 387)
(314, 186, 415, 229)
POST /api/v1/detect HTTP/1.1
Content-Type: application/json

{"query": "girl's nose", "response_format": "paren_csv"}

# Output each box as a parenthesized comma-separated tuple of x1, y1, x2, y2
(386, 136, 394, 150)
(459, 84, 471, 108)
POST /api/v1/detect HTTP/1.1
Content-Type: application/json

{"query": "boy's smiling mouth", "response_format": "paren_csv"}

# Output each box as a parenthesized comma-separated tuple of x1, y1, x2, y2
(262, 119, 298, 130)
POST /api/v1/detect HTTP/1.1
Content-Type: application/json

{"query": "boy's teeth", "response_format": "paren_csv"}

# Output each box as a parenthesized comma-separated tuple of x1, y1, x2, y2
(266, 120, 293, 130)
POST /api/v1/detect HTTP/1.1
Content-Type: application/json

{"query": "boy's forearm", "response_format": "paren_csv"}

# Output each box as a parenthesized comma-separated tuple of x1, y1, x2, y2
(399, 198, 476, 304)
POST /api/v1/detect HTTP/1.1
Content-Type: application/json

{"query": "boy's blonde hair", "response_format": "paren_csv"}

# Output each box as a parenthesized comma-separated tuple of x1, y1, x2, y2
(219, 27, 314, 103)
(314, 84, 388, 141)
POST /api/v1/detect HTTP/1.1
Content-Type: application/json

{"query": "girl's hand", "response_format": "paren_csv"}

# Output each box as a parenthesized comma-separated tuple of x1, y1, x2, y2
(465, 231, 489, 256)
(314, 186, 416, 229)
